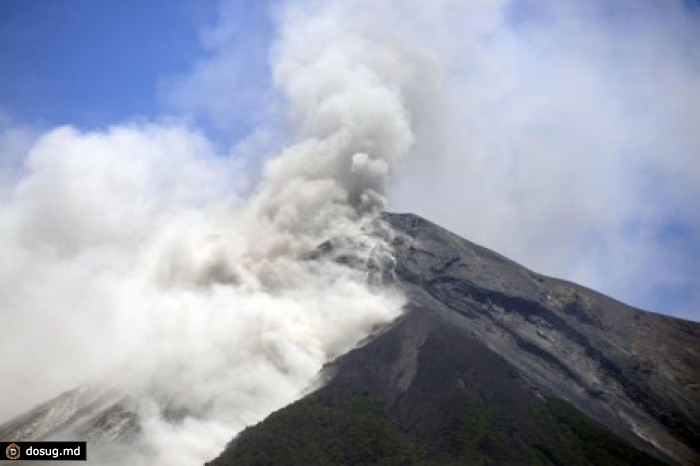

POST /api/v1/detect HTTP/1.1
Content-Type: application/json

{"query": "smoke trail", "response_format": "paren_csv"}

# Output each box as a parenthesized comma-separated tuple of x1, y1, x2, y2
(0, 1, 433, 465)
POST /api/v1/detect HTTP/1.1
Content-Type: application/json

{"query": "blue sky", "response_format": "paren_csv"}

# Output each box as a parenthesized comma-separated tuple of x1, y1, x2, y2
(0, 0, 262, 129)
(0, 0, 698, 321)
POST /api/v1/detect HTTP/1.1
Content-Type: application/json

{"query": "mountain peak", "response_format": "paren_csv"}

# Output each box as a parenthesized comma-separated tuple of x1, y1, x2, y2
(210, 212, 700, 465)
(3, 213, 698, 465)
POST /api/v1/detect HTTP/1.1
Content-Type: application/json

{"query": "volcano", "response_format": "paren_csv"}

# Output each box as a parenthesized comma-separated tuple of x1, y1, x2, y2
(208, 213, 700, 465)
(2, 213, 699, 465)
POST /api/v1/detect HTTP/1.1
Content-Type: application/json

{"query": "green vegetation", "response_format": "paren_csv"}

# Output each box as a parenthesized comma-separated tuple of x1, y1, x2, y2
(528, 398, 666, 466)
(210, 395, 418, 466)
(208, 393, 667, 466)
(411, 385, 666, 465)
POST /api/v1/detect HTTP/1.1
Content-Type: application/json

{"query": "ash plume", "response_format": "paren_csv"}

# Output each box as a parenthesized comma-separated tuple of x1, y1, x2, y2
(0, 1, 430, 465)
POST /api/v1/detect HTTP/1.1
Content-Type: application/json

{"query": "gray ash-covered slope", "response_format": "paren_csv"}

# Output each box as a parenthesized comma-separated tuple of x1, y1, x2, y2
(209, 212, 700, 466)
(0, 384, 136, 444)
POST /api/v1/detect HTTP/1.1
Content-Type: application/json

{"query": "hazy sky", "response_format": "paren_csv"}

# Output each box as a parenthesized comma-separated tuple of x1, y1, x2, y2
(1, 0, 698, 322)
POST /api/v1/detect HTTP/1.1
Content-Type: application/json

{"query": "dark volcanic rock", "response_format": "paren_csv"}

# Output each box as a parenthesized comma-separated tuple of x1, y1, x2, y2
(208, 212, 700, 466)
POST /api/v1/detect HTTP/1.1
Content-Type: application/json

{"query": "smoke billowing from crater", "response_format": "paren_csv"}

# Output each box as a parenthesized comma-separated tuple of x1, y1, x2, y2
(0, 2, 432, 464)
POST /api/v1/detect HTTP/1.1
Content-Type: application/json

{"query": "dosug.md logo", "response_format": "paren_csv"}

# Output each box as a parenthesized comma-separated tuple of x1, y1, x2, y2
(5, 442, 20, 460)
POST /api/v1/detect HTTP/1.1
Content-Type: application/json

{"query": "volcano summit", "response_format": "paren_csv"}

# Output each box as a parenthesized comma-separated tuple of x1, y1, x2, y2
(3, 213, 699, 465)
(208, 213, 700, 466)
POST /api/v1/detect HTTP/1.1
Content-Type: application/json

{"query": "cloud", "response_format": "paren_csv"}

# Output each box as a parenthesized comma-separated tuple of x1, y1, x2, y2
(0, 121, 406, 465)
(159, 1, 275, 137)
(0, 111, 39, 198)
(0, 0, 433, 462)
(168, 0, 699, 319)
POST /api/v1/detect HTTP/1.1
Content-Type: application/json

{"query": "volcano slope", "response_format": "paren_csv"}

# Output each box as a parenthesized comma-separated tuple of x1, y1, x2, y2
(208, 213, 700, 466)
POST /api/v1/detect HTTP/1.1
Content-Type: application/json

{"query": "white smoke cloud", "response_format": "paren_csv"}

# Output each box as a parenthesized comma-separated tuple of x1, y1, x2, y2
(0, 120, 407, 465)
(167, 0, 699, 320)
(0, 1, 430, 464)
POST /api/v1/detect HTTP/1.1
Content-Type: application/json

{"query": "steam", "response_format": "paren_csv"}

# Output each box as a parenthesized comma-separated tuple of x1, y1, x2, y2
(173, 0, 700, 320)
(0, 1, 432, 464)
